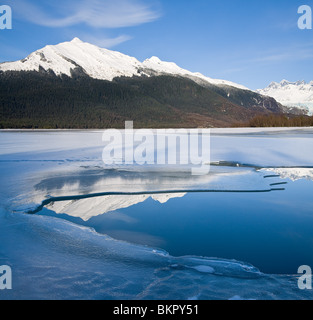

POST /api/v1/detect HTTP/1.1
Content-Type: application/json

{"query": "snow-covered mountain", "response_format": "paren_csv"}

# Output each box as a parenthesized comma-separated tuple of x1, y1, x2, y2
(0, 37, 248, 90)
(0, 38, 143, 81)
(47, 193, 186, 221)
(1, 37, 302, 129)
(142, 55, 248, 90)
(257, 80, 313, 115)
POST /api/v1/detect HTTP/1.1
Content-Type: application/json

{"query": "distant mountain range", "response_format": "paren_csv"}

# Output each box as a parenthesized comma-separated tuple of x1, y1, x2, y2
(0, 38, 306, 129)
(257, 80, 313, 115)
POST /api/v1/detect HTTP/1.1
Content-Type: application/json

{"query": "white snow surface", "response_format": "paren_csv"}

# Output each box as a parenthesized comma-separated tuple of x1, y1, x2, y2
(0, 128, 313, 300)
(257, 80, 313, 115)
(264, 168, 313, 181)
(0, 38, 143, 81)
(47, 193, 187, 221)
(142, 55, 249, 90)
(0, 38, 248, 90)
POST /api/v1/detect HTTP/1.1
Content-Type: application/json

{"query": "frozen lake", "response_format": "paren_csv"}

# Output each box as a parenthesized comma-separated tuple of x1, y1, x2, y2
(0, 128, 313, 300)
(39, 178, 313, 275)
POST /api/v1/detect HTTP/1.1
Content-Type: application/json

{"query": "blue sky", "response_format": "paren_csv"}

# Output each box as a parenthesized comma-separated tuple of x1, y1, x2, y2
(0, 0, 313, 89)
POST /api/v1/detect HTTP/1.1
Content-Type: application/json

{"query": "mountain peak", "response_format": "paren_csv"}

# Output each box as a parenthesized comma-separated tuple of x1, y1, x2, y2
(144, 56, 162, 64)
(279, 80, 307, 87)
(70, 37, 84, 44)
(268, 81, 279, 88)
(0, 38, 247, 91)
(295, 80, 306, 86)
(257, 79, 313, 115)
(280, 79, 291, 86)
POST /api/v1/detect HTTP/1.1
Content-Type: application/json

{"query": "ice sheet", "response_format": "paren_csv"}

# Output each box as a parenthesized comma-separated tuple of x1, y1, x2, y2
(0, 208, 311, 300)
(1, 128, 313, 300)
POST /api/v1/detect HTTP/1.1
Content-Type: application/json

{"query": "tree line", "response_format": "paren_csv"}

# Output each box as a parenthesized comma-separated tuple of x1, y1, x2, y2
(1, 70, 310, 129)
(245, 114, 313, 127)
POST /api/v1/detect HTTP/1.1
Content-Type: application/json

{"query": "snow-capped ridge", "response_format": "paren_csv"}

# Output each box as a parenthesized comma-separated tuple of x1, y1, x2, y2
(142, 56, 249, 90)
(257, 79, 313, 115)
(144, 56, 162, 64)
(0, 38, 248, 90)
(280, 79, 290, 86)
(71, 37, 84, 44)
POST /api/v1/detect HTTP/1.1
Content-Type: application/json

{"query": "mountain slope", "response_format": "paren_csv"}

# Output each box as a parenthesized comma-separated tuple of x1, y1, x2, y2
(0, 38, 249, 90)
(257, 80, 313, 115)
(141, 56, 249, 90)
(0, 38, 145, 81)
(0, 38, 300, 128)
(0, 71, 269, 129)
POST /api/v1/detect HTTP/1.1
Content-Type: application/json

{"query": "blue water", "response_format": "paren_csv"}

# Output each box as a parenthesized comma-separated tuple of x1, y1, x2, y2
(40, 177, 313, 275)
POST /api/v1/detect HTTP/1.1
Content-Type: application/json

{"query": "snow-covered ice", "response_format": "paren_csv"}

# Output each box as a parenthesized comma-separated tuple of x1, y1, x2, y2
(0, 127, 313, 300)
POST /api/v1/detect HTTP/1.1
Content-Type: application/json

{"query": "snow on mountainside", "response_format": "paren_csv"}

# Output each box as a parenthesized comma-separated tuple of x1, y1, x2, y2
(0, 38, 144, 81)
(142, 56, 249, 90)
(0, 37, 248, 90)
(257, 80, 313, 115)
(47, 193, 186, 221)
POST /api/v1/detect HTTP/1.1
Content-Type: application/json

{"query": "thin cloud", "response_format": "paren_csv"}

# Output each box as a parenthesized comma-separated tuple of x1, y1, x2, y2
(230, 42, 313, 68)
(251, 49, 313, 64)
(79, 34, 133, 48)
(252, 53, 295, 63)
(12, 0, 161, 28)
